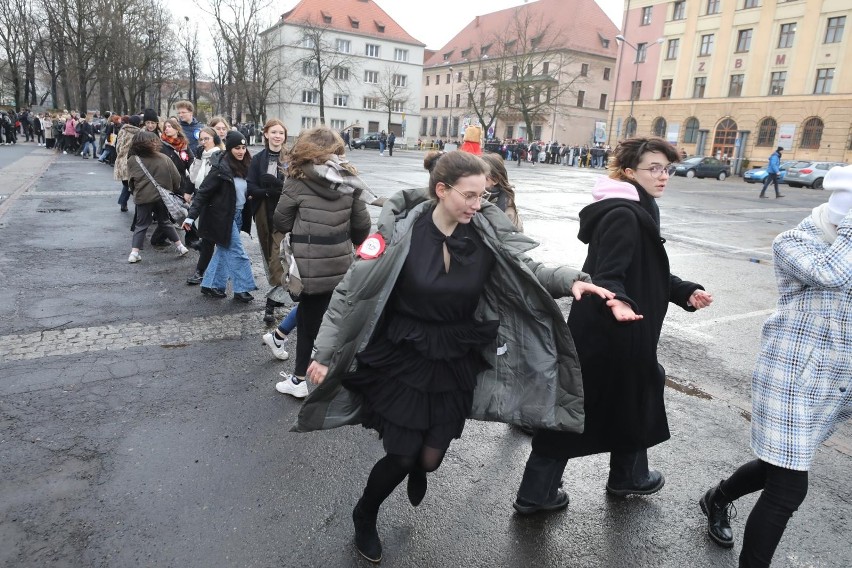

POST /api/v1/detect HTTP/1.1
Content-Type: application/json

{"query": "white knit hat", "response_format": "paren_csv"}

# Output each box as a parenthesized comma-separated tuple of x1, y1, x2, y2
(822, 165, 852, 225)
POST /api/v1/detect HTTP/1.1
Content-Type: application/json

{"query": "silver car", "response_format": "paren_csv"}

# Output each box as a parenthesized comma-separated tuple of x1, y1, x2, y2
(784, 161, 847, 189)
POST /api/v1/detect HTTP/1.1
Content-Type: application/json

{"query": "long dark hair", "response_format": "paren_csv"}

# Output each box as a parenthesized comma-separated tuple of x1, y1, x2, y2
(130, 131, 161, 157)
(228, 147, 251, 178)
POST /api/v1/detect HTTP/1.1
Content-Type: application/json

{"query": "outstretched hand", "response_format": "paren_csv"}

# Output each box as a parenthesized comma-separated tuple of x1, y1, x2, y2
(606, 299, 644, 322)
(571, 281, 616, 302)
(689, 290, 714, 309)
(306, 361, 328, 385)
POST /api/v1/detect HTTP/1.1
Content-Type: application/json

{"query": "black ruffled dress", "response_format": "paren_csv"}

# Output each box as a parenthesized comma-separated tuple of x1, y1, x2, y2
(342, 208, 498, 456)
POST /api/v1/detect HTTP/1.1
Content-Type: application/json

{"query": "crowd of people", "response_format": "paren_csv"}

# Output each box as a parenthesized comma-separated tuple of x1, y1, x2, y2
(12, 109, 851, 567)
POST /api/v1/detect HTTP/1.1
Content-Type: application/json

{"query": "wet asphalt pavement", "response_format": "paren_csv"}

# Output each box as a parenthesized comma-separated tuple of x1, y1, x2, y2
(1, 142, 850, 567)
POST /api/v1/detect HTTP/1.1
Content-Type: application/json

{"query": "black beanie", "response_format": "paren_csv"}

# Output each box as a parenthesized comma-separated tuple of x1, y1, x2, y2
(143, 109, 159, 123)
(225, 130, 246, 151)
(129, 115, 142, 127)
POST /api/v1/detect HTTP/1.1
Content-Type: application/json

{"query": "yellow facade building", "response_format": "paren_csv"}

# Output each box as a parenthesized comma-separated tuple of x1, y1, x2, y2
(612, 0, 852, 170)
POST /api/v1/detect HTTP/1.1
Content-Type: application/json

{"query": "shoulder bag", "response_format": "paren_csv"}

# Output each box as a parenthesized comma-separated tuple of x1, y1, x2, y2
(134, 156, 188, 224)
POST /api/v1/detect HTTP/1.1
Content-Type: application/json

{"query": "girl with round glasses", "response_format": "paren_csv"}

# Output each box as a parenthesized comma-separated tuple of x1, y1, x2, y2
(515, 136, 713, 514)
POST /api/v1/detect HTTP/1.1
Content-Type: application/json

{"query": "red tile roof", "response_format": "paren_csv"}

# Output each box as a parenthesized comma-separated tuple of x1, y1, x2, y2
(424, 0, 619, 68)
(281, 0, 425, 47)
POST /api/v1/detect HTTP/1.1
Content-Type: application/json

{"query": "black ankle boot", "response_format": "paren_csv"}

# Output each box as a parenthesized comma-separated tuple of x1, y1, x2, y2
(352, 501, 382, 563)
(699, 481, 735, 548)
(263, 298, 277, 324)
(605, 449, 665, 497)
(407, 469, 427, 507)
(513, 452, 570, 515)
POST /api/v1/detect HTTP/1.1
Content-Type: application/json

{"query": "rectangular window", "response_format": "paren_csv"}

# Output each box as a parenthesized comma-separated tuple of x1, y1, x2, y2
(729, 74, 744, 97)
(512, 65, 518, 78)
(301, 90, 318, 104)
(778, 23, 796, 48)
(603, 67, 611, 80)
(480, 92, 485, 106)
(302, 36, 315, 49)
(440, 117, 448, 137)
(425, 75, 430, 86)
(577, 90, 585, 107)
(364, 70, 379, 84)
(581, 63, 589, 76)
(365, 44, 380, 57)
(302, 62, 318, 76)
(505, 125, 514, 139)
(636, 43, 648, 63)
(335, 39, 350, 53)
(599, 93, 608, 109)
(769, 71, 786, 95)
(825, 16, 845, 44)
(542, 61, 550, 75)
(333, 67, 349, 81)
(445, 94, 449, 108)
(446, 73, 451, 83)
(434, 95, 438, 107)
(329, 119, 346, 131)
(420, 118, 428, 136)
(301, 116, 317, 129)
(660, 78, 673, 99)
(630, 80, 642, 100)
(392, 74, 407, 87)
(736, 29, 752, 52)
(430, 117, 437, 136)
(394, 48, 409, 62)
(743, 0, 758, 8)
(391, 100, 405, 112)
(468, 93, 475, 106)
(693, 77, 707, 98)
(363, 97, 378, 110)
(456, 93, 461, 108)
(706, 0, 720, 14)
(457, 71, 463, 82)
(526, 64, 533, 76)
(424, 96, 428, 108)
(699, 34, 714, 56)
(333, 94, 348, 107)
(482, 68, 488, 80)
(641, 6, 652, 25)
(666, 38, 679, 59)
(814, 68, 834, 94)
(672, 0, 686, 20)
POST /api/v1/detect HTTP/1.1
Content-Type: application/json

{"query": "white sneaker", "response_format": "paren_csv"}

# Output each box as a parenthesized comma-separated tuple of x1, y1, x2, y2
(128, 251, 141, 263)
(176, 243, 189, 256)
(276, 373, 308, 398)
(262, 332, 289, 360)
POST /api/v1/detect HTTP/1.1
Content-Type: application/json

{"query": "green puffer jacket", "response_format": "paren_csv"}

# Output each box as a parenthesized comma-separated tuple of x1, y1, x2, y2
(295, 187, 591, 433)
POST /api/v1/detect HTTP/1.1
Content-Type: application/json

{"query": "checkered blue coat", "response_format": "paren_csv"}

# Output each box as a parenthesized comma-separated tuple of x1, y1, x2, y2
(751, 214, 852, 471)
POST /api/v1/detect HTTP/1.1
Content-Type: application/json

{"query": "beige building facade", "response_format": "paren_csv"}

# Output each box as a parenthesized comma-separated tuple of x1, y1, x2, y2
(612, 0, 852, 169)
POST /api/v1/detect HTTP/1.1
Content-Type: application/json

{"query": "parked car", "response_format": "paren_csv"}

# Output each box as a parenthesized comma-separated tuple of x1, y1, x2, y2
(673, 156, 731, 180)
(784, 161, 847, 189)
(352, 132, 381, 149)
(742, 160, 798, 184)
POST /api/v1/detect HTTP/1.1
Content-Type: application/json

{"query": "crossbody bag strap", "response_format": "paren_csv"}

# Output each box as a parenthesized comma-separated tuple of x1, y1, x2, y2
(135, 155, 169, 192)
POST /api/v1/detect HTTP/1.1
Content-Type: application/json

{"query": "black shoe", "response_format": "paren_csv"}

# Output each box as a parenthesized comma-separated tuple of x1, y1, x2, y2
(263, 298, 277, 323)
(513, 489, 569, 515)
(201, 286, 226, 298)
(233, 291, 254, 303)
(352, 502, 382, 563)
(699, 483, 735, 548)
(759, 195, 769, 198)
(120, 205, 128, 212)
(407, 469, 427, 507)
(776, 194, 785, 198)
(605, 449, 665, 497)
(186, 270, 203, 285)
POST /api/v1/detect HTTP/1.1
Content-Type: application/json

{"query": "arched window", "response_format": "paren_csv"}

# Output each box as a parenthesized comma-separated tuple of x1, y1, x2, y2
(683, 117, 699, 143)
(652, 117, 667, 138)
(756, 117, 777, 147)
(801, 117, 824, 149)
(712, 118, 738, 160)
(624, 117, 637, 138)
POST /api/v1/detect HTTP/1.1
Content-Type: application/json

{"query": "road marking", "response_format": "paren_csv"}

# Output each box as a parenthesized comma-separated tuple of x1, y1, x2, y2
(687, 308, 775, 329)
(25, 191, 120, 197)
(0, 152, 60, 220)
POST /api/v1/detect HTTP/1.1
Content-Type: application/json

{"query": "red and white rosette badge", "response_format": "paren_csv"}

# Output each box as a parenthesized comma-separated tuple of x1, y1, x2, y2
(356, 233, 386, 260)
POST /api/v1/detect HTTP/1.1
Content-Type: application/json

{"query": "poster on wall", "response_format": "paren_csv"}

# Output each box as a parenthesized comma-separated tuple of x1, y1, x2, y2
(778, 124, 796, 150)
(594, 121, 607, 143)
(666, 123, 680, 145)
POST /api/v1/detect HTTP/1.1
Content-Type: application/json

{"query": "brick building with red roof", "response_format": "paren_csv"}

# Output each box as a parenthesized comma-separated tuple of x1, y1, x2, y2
(264, 0, 425, 142)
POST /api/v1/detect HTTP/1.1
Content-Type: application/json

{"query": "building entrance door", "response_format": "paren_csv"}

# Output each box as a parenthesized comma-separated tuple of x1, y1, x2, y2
(712, 118, 738, 162)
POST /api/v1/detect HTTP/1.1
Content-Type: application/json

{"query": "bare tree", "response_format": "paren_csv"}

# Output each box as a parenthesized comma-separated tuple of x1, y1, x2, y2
(287, 20, 358, 125)
(371, 64, 410, 133)
(0, 0, 25, 107)
(460, 54, 509, 136)
(178, 16, 201, 109)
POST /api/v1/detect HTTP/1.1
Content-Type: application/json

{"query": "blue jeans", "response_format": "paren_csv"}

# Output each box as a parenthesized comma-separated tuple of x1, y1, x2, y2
(277, 305, 298, 335)
(201, 210, 257, 293)
(81, 140, 94, 157)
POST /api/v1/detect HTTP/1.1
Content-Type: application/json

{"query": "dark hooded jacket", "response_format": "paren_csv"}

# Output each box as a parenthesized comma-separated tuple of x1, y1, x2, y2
(534, 178, 703, 459)
(186, 152, 252, 247)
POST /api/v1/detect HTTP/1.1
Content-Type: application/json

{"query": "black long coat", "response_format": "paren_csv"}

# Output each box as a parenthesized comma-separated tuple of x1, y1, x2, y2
(533, 184, 702, 459)
(187, 153, 252, 247)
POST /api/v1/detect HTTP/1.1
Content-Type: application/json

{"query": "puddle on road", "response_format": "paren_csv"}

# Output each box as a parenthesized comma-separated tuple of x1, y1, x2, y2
(160, 343, 189, 349)
(665, 376, 713, 400)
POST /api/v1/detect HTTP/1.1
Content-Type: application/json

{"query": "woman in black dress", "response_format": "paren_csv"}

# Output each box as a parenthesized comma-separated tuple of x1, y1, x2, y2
(306, 151, 613, 562)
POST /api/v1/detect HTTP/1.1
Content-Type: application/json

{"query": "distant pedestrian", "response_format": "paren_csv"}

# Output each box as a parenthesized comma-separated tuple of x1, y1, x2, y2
(114, 115, 140, 213)
(759, 146, 784, 199)
(126, 131, 190, 263)
(699, 164, 852, 567)
(175, 100, 202, 154)
(379, 130, 387, 156)
(387, 131, 395, 156)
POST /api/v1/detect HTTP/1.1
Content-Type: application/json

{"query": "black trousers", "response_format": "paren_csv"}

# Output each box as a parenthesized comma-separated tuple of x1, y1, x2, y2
(195, 238, 215, 275)
(760, 173, 780, 196)
(294, 292, 332, 376)
(721, 459, 808, 568)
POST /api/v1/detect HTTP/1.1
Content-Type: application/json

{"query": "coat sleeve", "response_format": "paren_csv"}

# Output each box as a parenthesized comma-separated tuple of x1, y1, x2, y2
(588, 208, 640, 309)
(273, 187, 298, 235)
(166, 157, 182, 193)
(669, 274, 703, 311)
(349, 199, 371, 246)
(187, 166, 221, 219)
(246, 153, 266, 200)
(773, 218, 852, 290)
(521, 254, 591, 298)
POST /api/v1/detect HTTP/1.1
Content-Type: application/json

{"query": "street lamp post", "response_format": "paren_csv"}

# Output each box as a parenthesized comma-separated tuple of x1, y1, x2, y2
(448, 66, 454, 141)
(615, 35, 664, 138)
